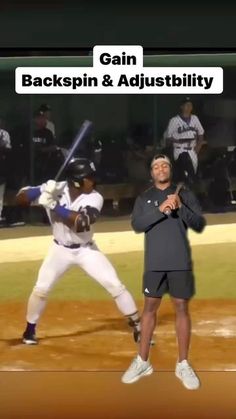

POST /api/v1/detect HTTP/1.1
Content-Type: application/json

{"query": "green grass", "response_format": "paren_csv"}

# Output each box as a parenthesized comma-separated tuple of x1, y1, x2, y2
(0, 243, 236, 301)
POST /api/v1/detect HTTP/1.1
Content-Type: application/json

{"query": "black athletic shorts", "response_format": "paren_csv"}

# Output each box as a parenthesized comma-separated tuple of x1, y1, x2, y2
(143, 271, 195, 299)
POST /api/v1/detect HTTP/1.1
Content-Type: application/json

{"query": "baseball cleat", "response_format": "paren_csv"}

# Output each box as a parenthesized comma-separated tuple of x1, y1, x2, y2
(121, 355, 153, 384)
(22, 332, 38, 345)
(175, 360, 200, 390)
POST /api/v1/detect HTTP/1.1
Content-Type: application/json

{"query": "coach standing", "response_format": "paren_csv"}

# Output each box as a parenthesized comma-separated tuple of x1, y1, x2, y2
(122, 154, 206, 390)
(164, 97, 205, 184)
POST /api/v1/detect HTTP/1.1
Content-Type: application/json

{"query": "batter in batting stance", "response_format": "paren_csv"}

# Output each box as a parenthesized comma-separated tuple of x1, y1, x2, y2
(16, 158, 141, 345)
(122, 155, 206, 389)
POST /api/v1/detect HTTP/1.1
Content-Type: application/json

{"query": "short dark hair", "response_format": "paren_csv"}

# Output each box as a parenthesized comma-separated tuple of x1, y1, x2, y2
(180, 97, 193, 106)
(39, 104, 51, 112)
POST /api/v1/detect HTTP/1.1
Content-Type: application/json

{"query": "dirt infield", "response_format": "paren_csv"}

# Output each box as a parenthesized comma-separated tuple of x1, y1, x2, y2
(1, 372, 236, 419)
(0, 299, 235, 371)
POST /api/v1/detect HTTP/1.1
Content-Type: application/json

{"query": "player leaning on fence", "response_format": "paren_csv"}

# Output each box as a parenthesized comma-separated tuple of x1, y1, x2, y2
(164, 97, 205, 185)
(122, 154, 206, 390)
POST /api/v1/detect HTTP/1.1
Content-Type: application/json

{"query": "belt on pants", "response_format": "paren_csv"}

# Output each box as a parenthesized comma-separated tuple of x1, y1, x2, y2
(174, 146, 193, 150)
(54, 239, 93, 249)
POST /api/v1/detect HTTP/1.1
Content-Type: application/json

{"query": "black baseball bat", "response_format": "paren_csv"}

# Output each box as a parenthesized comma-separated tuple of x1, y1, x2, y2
(164, 182, 184, 215)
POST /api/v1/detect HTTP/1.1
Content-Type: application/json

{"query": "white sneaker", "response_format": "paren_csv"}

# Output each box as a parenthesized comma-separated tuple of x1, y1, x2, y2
(175, 360, 200, 390)
(121, 355, 153, 384)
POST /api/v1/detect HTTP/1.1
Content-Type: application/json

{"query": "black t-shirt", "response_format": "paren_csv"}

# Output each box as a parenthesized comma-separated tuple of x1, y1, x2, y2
(32, 128, 54, 153)
(131, 184, 206, 271)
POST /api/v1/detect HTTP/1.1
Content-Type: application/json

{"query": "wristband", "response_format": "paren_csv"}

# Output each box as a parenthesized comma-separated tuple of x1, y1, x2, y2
(54, 204, 71, 219)
(25, 187, 41, 201)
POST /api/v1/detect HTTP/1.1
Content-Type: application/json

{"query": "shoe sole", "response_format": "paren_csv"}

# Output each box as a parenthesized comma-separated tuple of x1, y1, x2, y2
(175, 371, 200, 390)
(122, 366, 154, 384)
(22, 338, 38, 345)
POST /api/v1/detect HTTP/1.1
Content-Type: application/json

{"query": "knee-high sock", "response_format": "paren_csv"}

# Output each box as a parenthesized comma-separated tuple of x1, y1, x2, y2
(114, 289, 138, 317)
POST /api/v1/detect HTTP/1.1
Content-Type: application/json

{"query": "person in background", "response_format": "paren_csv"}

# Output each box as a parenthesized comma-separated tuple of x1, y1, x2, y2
(32, 110, 57, 183)
(0, 117, 11, 227)
(39, 104, 56, 138)
(164, 98, 205, 185)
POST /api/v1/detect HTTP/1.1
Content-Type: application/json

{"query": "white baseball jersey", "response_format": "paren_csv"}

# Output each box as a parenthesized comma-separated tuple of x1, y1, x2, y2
(165, 114, 204, 146)
(27, 181, 138, 323)
(164, 114, 204, 172)
(0, 129, 11, 149)
(46, 120, 56, 137)
(39, 182, 103, 246)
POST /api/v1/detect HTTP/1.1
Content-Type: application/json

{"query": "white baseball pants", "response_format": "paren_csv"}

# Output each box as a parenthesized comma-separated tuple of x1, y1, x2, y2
(173, 147, 198, 173)
(26, 241, 138, 323)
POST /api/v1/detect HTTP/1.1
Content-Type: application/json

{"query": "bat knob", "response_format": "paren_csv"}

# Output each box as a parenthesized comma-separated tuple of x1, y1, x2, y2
(164, 207, 171, 216)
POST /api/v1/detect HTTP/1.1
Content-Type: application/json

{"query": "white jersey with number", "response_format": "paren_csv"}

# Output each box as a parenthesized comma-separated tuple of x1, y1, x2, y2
(39, 182, 103, 246)
(164, 114, 204, 173)
(165, 114, 204, 147)
(26, 179, 138, 324)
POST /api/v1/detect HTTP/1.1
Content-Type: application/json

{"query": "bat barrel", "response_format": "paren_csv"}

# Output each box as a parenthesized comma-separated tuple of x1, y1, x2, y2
(54, 120, 93, 181)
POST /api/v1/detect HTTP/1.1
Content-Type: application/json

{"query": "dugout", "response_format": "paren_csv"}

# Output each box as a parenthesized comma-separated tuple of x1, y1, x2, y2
(1, 52, 236, 216)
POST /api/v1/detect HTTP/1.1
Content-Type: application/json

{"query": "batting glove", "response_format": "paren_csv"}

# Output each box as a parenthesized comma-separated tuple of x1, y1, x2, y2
(38, 191, 57, 210)
(44, 180, 57, 194)
(44, 180, 66, 198)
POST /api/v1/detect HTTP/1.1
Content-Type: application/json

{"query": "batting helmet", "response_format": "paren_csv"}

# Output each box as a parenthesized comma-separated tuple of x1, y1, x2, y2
(65, 158, 96, 182)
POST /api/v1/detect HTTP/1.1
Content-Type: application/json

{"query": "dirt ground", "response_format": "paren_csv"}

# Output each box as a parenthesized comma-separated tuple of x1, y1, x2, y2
(1, 371, 236, 419)
(0, 299, 235, 371)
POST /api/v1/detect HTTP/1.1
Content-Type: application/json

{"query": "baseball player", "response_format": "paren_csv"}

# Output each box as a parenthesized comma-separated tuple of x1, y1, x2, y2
(164, 97, 205, 184)
(121, 154, 206, 390)
(0, 119, 11, 226)
(16, 158, 141, 345)
(38, 104, 56, 138)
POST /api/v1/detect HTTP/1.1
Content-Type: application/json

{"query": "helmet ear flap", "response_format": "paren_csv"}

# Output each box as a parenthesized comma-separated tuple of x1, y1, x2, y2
(73, 180, 81, 188)
(66, 158, 96, 185)
(72, 178, 84, 188)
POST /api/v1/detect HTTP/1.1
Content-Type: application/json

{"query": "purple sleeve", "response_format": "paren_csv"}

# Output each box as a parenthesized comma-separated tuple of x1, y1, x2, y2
(25, 187, 41, 201)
